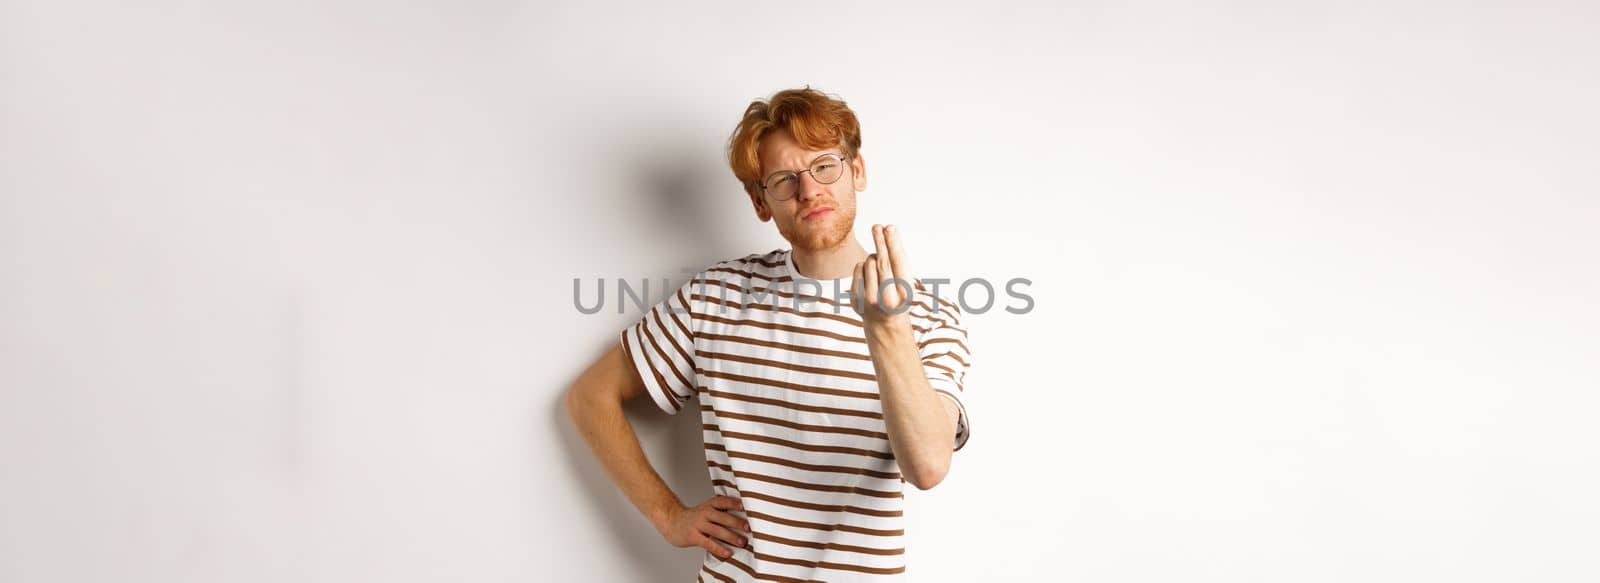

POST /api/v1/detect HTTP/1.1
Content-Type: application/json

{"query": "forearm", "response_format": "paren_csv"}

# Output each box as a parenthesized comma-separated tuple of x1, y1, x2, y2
(565, 391, 684, 532)
(866, 323, 956, 489)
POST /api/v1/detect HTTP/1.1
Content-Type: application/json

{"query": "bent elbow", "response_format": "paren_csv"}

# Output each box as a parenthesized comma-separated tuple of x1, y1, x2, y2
(909, 465, 949, 491)
(563, 382, 588, 422)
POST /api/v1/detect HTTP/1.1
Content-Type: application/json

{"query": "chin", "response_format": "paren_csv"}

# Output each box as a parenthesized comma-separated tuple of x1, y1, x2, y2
(780, 206, 855, 251)
(786, 222, 847, 252)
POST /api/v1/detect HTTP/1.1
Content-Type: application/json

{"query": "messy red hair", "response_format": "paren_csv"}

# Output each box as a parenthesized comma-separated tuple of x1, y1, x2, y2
(727, 85, 863, 198)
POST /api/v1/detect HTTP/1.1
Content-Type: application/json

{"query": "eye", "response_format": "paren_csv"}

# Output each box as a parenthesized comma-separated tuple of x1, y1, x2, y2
(815, 163, 838, 171)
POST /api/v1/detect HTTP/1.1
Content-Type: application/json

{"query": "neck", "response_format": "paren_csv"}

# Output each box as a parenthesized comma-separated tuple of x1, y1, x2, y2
(792, 235, 869, 280)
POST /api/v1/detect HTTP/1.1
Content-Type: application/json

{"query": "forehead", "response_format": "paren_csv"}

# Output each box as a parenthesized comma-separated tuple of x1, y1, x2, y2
(758, 129, 842, 173)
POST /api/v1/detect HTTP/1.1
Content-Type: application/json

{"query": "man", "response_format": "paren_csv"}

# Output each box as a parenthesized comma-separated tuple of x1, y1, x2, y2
(565, 86, 972, 582)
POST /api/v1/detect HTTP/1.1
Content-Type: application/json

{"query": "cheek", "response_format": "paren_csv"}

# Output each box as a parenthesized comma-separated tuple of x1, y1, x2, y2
(832, 187, 857, 210)
(836, 191, 856, 210)
(775, 213, 799, 232)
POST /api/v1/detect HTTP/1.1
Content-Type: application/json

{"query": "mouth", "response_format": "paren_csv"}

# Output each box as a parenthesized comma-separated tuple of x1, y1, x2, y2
(801, 206, 834, 221)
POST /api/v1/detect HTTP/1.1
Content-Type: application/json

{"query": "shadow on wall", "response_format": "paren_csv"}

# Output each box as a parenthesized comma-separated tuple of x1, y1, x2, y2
(624, 117, 746, 264)
(549, 124, 734, 580)
(638, 147, 741, 258)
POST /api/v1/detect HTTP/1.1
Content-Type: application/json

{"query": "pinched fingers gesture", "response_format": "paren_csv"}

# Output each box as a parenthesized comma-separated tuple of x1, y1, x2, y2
(852, 224, 917, 331)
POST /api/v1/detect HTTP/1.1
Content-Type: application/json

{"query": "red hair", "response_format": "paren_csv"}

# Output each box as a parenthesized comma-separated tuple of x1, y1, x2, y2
(726, 85, 863, 198)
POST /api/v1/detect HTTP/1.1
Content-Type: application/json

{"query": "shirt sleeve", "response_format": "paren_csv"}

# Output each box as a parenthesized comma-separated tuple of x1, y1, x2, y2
(915, 297, 972, 451)
(619, 274, 704, 416)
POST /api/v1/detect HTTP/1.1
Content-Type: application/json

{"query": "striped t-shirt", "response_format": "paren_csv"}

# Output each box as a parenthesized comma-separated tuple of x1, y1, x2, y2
(620, 248, 973, 582)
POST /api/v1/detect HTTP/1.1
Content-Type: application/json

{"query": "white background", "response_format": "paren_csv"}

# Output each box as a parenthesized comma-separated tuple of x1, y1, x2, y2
(3, 1, 1597, 581)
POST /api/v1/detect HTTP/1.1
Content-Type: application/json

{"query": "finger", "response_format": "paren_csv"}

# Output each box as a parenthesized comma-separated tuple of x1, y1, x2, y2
(883, 224, 914, 299)
(707, 509, 751, 534)
(886, 224, 913, 287)
(876, 222, 889, 264)
(698, 534, 734, 559)
(851, 261, 866, 315)
(872, 224, 890, 279)
(702, 523, 749, 549)
(850, 260, 861, 299)
(878, 265, 902, 310)
(709, 496, 743, 511)
(863, 253, 880, 307)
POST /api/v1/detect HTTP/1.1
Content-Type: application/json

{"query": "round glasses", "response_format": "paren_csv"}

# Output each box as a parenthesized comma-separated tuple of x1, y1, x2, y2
(759, 153, 850, 202)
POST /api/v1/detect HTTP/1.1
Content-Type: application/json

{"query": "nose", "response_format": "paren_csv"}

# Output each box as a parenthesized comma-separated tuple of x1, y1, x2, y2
(794, 171, 828, 203)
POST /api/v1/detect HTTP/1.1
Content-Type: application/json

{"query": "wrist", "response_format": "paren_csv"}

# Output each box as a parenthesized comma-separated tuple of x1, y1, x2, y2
(649, 500, 684, 535)
(865, 317, 914, 349)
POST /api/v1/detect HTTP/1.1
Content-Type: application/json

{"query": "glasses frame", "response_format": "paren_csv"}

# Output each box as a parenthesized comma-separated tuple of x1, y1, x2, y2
(759, 152, 852, 202)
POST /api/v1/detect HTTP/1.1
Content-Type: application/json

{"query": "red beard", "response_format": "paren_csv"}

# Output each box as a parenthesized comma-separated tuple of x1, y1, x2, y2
(782, 203, 854, 252)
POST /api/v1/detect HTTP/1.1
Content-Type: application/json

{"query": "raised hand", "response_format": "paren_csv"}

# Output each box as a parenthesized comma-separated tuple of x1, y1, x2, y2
(852, 223, 917, 335)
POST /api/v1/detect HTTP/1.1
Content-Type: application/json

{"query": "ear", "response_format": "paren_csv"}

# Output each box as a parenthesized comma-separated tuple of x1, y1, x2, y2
(748, 189, 772, 222)
(851, 151, 868, 192)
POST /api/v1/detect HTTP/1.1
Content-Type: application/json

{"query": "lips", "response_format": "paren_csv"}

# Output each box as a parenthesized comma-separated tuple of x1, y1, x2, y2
(802, 206, 834, 221)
